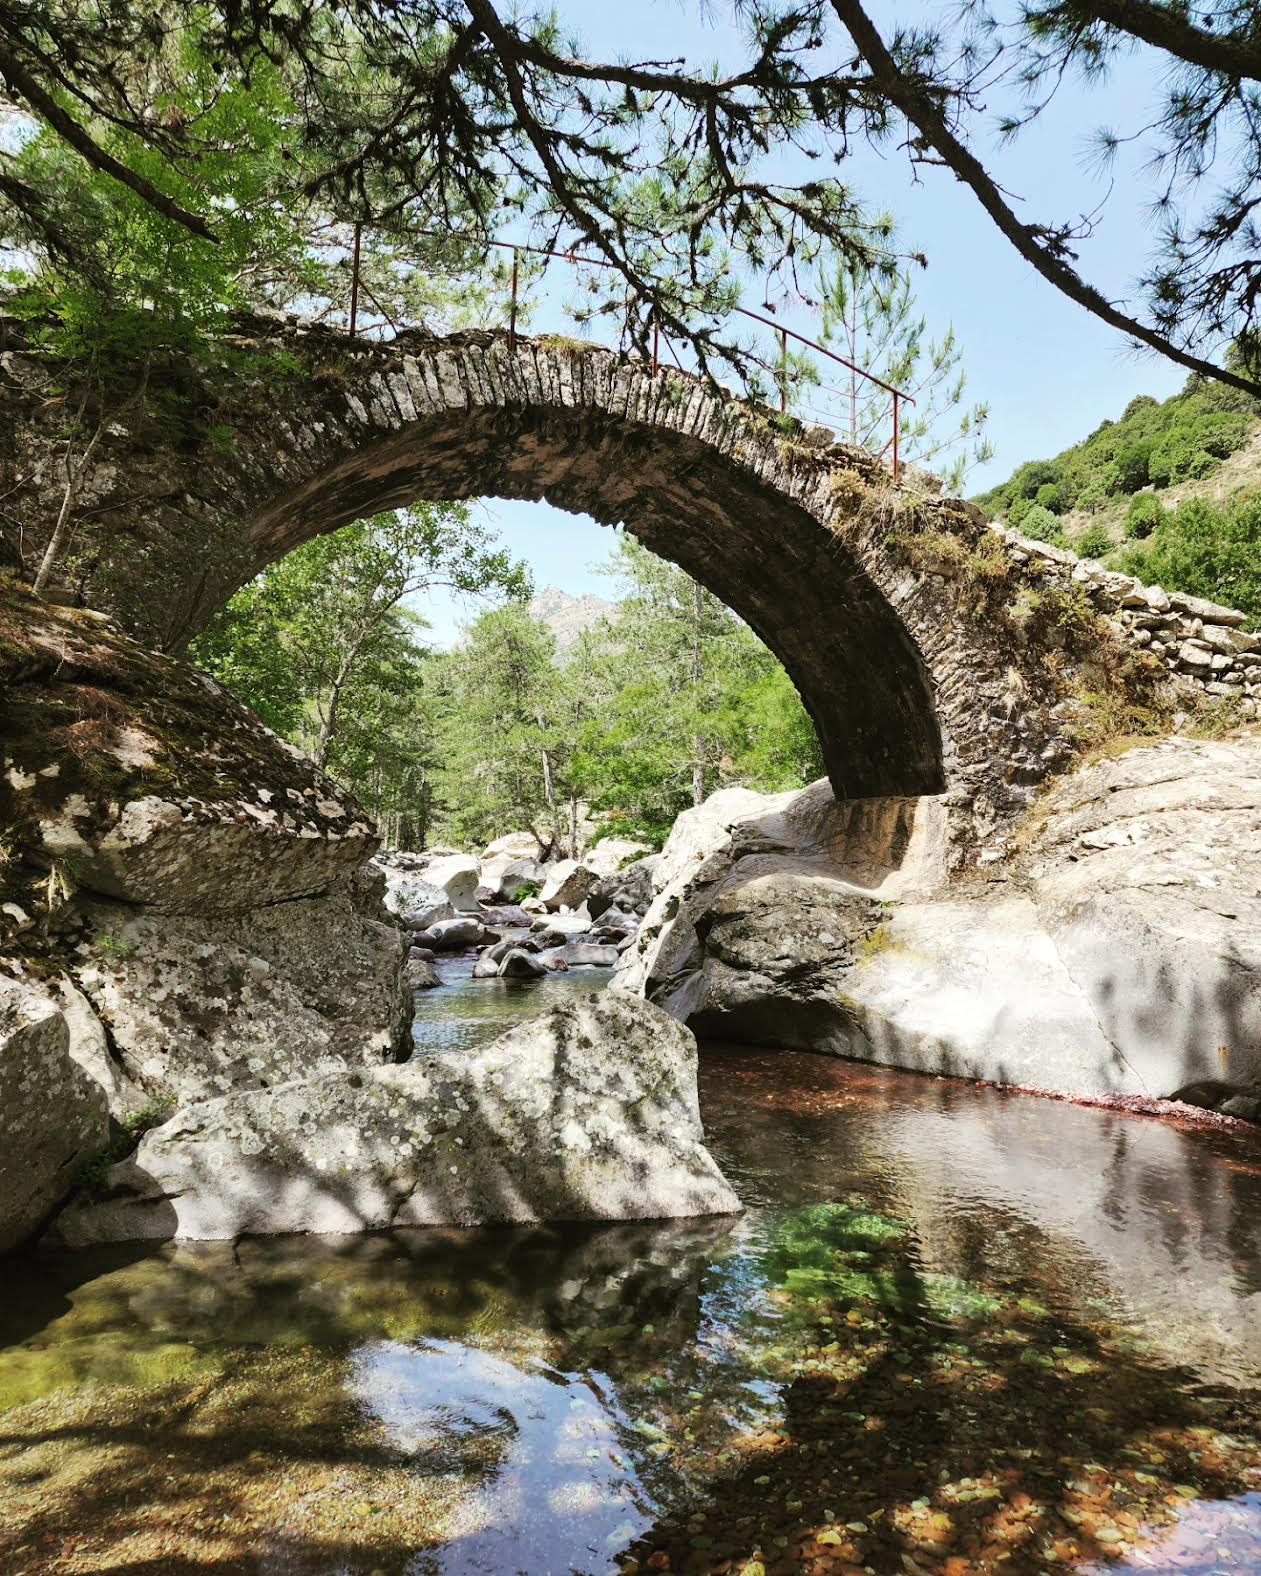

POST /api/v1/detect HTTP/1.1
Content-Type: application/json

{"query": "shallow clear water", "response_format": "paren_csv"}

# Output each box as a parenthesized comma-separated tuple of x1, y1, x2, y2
(2, 976, 1260, 1576)
(410, 955, 617, 1055)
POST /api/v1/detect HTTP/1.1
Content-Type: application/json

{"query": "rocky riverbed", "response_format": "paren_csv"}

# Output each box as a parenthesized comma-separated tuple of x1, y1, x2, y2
(2, 1004, 1260, 1576)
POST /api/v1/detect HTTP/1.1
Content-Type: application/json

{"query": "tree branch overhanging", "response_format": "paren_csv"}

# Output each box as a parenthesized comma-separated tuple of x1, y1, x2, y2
(829, 0, 1261, 398)
(1044, 0, 1261, 81)
(0, 34, 217, 241)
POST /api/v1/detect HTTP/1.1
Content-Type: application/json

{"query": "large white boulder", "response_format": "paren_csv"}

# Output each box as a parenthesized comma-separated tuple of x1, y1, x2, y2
(481, 831, 545, 864)
(583, 837, 654, 878)
(615, 738, 1261, 1103)
(381, 871, 454, 931)
(51, 993, 741, 1244)
(1, 974, 108, 1254)
(479, 832, 546, 895)
(538, 860, 602, 912)
(422, 854, 482, 913)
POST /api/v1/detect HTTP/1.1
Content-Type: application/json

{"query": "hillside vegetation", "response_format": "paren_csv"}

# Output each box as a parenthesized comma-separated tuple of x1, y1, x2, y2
(973, 373, 1261, 626)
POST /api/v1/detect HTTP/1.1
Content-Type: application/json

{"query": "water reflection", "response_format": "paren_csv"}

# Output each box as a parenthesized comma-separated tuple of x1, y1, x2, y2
(0, 1030, 1259, 1574)
(352, 1339, 650, 1574)
(1081, 1491, 1261, 1574)
(410, 958, 617, 1056)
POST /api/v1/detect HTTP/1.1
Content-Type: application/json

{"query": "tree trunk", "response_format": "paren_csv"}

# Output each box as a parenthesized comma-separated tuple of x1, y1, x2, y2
(313, 628, 370, 771)
(540, 746, 561, 849)
(690, 578, 706, 808)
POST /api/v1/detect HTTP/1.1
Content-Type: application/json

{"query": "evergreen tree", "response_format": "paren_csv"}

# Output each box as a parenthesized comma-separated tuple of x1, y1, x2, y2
(192, 504, 529, 807)
(819, 255, 993, 491)
(435, 605, 578, 853)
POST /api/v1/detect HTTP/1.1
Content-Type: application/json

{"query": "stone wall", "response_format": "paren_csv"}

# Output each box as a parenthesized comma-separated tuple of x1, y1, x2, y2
(995, 525, 1260, 718)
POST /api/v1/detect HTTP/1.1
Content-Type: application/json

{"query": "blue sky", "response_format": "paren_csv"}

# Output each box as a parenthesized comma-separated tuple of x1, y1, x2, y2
(412, 1, 1190, 644)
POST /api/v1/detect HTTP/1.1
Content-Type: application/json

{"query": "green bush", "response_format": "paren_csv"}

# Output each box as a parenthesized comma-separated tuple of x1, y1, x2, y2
(1076, 523, 1112, 559)
(1018, 504, 1069, 546)
(1116, 496, 1261, 627)
(1125, 492, 1165, 539)
(1108, 440, 1152, 494)
(1007, 459, 1061, 500)
(1034, 481, 1064, 514)
(1121, 394, 1159, 421)
(1007, 495, 1033, 528)
(1073, 480, 1109, 514)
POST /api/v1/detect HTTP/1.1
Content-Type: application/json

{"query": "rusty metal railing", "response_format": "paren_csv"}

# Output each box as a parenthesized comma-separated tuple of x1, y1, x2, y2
(347, 228, 915, 480)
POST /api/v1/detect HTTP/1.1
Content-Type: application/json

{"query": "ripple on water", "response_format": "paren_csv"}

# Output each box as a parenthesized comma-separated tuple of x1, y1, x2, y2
(410, 956, 617, 1056)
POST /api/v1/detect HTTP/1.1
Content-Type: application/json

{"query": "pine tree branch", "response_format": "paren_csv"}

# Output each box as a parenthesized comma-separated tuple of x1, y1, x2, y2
(1056, 0, 1261, 80)
(829, 0, 1261, 397)
(0, 33, 217, 241)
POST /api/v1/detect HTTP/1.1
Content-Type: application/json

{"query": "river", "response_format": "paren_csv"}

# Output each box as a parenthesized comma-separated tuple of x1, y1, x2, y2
(1, 961, 1259, 1576)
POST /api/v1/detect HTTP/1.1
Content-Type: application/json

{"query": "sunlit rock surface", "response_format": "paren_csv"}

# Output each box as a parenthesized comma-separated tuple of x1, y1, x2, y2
(71, 890, 411, 1109)
(52, 992, 740, 1244)
(616, 736, 1261, 1102)
(1, 589, 412, 1242)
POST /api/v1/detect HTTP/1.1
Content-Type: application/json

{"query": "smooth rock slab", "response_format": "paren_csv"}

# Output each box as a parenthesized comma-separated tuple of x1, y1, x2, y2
(52, 993, 740, 1244)
(1, 974, 108, 1254)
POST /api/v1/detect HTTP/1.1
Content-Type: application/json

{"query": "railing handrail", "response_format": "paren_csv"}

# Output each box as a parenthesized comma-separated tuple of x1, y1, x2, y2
(348, 225, 915, 478)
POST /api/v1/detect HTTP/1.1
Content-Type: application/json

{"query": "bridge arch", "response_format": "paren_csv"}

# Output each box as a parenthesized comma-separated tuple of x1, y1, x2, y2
(4, 322, 1069, 830)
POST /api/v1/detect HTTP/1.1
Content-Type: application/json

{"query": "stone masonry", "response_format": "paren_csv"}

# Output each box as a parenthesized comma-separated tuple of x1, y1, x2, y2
(994, 525, 1261, 715)
(2, 314, 1256, 857)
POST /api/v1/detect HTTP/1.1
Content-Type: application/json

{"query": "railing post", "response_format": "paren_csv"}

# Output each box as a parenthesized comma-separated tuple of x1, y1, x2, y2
(779, 326, 788, 413)
(892, 391, 900, 482)
(349, 222, 362, 337)
(509, 247, 519, 351)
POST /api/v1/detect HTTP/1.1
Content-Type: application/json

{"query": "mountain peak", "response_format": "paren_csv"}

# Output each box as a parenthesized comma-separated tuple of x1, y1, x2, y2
(528, 586, 613, 653)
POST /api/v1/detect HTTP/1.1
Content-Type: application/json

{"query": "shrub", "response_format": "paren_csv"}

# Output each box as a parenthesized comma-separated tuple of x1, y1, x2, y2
(1007, 495, 1033, 528)
(1073, 480, 1109, 514)
(1107, 440, 1152, 494)
(1018, 504, 1070, 547)
(1116, 495, 1261, 627)
(1125, 492, 1165, 539)
(1121, 394, 1159, 422)
(1035, 481, 1064, 514)
(1008, 459, 1061, 500)
(1076, 523, 1112, 559)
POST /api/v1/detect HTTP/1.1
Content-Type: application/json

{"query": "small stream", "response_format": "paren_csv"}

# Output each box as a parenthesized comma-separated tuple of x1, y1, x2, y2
(2, 966, 1260, 1576)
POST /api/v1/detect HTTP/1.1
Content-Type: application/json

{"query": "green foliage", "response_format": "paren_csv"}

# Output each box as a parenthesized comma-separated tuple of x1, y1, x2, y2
(193, 513, 823, 853)
(428, 538, 824, 851)
(1034, 481, 1063, 514)
(1075, 523, 1112, 560)
(1007, 495, 1033, 530)
(1007, 459, 1061, 503)
(977, 373, 1258, 519)
(1108, 440, 1152, 495)
(817, 252, 992, 490)
(1125, 493, 1166, 540)
(565, 539, 824, 844)
(434, 606, 570, 852)
(1018, 504, 1069, 547)
(193, 505, 529, 844)
(1116, 497, 1261, 628)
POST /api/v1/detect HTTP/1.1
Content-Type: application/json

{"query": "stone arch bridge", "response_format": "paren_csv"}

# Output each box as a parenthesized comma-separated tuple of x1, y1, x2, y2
(4, 316, 1241, 850)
